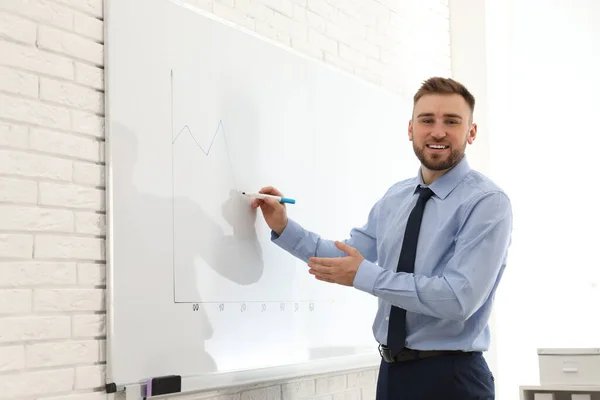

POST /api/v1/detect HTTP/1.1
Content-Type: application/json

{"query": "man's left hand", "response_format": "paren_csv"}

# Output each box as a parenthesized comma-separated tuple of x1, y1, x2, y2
(308, 241, 364, 286)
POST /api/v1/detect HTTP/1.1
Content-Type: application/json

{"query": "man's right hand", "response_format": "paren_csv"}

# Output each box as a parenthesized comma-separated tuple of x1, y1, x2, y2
(251, 186, 288, 235)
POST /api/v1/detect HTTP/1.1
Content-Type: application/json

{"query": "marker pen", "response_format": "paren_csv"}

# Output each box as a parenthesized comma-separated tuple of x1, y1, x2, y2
(241, 191, 296, 204)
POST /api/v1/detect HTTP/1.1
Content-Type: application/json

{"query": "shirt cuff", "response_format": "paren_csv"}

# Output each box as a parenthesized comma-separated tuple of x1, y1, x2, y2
(353, 259, 382, 295)
(271, 218, 303, 252)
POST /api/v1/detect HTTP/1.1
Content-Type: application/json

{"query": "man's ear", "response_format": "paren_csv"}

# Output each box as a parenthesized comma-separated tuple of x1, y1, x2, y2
(467, 122, 477, 144)
(408, 120, 414, 141)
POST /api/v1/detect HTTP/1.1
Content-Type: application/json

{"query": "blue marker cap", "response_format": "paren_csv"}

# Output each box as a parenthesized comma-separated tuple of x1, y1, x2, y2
(280, 197, 295, 204)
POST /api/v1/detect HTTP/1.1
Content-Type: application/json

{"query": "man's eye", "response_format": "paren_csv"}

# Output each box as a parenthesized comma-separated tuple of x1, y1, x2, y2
(421, 119, 433, 123)
(445, 120, 458, 124)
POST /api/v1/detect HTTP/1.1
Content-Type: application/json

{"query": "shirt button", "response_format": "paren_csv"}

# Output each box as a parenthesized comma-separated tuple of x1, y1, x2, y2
(385, 316, 389, 321)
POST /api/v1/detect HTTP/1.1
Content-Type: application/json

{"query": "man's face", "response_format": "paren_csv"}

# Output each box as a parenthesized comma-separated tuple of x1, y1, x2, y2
(408, 93, 476, 172)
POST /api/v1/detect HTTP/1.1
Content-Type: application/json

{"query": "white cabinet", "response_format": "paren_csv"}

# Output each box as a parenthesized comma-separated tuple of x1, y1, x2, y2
(538, 348, 600, 386)
(520, 385, 600, 400)
(520, 349, 600, 400)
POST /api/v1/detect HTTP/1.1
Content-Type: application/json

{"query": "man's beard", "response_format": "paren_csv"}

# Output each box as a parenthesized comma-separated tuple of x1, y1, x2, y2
(413, 142, 465, 171)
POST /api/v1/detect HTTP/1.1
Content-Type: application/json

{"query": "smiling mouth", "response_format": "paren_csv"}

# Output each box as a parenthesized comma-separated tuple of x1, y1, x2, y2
(426, 144, 449, 150)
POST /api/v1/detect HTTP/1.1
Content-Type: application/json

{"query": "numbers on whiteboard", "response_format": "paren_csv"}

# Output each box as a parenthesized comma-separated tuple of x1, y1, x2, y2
(195, 301, 317, 313)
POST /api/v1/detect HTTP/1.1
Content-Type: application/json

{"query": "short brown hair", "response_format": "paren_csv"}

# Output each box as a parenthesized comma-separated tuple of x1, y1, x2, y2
(414, 77, 475, 114)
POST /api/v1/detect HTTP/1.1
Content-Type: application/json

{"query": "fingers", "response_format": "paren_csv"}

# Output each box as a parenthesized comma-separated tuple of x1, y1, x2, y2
(308, 256, 341, 268)
(250, 199, 261, 209)
(308, 262, 332, 274)
(250, 196, 279, 209)
(314, 274, 334, 283)
(308, 266, 331, 275)
(262, 196, 281, 208)
(259, 186, 284, 197)
(250, 186, 285, 210)
(309, 268, 334, 283)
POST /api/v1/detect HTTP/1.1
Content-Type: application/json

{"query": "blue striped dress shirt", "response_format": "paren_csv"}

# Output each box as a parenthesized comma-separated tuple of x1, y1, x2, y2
(271, 156, 512, 351)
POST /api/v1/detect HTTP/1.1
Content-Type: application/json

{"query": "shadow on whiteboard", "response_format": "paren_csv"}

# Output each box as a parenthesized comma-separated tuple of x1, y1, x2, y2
(111, 121, 265, 374)
(171, 88, 268, 298)
(172, 179, 264, 290)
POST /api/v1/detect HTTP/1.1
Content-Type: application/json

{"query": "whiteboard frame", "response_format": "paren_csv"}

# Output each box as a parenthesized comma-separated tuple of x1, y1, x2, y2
(103, 0, 386, 397)
(117, 353, 380, 399)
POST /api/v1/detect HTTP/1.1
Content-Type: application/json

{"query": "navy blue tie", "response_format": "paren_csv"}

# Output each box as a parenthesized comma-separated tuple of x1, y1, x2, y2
(387, 185, 435, 353)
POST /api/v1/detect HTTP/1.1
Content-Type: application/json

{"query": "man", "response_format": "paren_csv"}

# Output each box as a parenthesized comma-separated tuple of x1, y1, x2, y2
(250, 77, 512, 399)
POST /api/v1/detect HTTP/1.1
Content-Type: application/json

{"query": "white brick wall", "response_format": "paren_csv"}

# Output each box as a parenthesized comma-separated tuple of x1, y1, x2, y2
(0, 0, 450, 399)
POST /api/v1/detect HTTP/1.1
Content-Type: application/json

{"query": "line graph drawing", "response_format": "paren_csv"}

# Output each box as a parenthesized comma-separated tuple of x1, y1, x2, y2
(173, 121, 223, 155)
(169, 68, 333, 306)
(169, 68, 269, 304)
(170, 69, 238, 189)
(171, 119, 238, 190)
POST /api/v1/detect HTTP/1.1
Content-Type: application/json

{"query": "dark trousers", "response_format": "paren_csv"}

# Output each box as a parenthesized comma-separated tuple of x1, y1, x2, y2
(376, 351, 495, 400)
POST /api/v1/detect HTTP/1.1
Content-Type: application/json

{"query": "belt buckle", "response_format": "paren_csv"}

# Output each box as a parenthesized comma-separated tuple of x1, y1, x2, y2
(378, 344, 396, 363)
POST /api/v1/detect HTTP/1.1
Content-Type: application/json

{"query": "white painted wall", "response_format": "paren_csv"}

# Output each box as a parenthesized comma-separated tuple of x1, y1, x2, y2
(0, 0, 453, 399)
(485, 0, 600, 399)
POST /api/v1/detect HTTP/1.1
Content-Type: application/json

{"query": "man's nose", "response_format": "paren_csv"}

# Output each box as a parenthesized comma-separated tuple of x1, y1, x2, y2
(431, 124, 446, 139)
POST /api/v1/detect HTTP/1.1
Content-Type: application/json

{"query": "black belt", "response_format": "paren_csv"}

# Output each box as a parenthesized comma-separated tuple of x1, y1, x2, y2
(378, 344, 473, 363)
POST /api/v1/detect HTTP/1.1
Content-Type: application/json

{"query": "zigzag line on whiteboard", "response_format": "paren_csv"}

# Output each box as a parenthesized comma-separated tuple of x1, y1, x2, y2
(170, 68, 237, 187)
(172, 120, 224, 156)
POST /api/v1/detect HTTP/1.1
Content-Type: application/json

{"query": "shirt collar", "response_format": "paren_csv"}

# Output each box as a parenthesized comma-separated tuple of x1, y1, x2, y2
(416, 155, 471, 200)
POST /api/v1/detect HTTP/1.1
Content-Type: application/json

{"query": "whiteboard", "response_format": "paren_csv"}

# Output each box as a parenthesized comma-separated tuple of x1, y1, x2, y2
(104, 0, 418, 394)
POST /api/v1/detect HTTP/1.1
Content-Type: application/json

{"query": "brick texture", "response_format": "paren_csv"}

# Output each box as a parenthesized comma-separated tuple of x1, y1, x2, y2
(0, 0, 450, 398)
